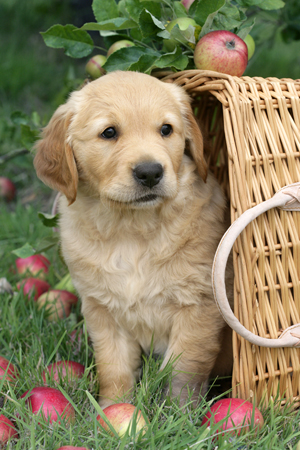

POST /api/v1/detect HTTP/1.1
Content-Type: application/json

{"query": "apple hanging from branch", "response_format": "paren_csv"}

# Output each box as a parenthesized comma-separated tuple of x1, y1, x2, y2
(194, 30, 248, 77)
(85, 55, 107, 79)
(107, 40, 135, 57)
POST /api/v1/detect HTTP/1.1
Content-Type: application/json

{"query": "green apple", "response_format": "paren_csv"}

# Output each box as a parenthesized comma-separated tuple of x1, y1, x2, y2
(85, 55, 107, 79)
(244, 34, 255, 60)
(163, 17, 197, 52)
(107, 40, 135, 57)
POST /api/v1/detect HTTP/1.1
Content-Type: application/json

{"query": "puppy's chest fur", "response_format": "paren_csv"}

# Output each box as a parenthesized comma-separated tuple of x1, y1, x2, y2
(59, 172, 227, 353)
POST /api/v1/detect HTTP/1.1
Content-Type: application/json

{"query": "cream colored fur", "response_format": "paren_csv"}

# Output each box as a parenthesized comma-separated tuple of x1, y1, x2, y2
(34, 71, 232, 408)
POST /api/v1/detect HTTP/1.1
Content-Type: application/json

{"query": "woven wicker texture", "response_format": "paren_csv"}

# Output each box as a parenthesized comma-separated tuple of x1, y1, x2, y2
(157, 70, 300, 407)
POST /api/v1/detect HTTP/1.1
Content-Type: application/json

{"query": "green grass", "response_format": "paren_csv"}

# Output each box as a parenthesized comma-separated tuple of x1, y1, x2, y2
(2, 201, 300, 449)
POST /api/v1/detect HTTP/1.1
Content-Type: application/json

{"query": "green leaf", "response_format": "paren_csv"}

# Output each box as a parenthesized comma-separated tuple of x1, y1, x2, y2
(128, 47, 189, 73)
(12, 243, 36, 258)
(41, 24, 94, 58)
(92, 0, 119, 23)
(169, 24, 197, 46)
(147, 47, 190, 72)
(124, 0, 162, 22)
(237, 18, 255, 39)
(37, 212, 59, 228)
(139, 9, 166, 38)
(193, 0, 226, 27)
(103, 46, 159, 72)
(173, 1, 189, 18)
(213, 1, 246, 31)
(20, 125, 39, 150)
(258, 0, 285, 10)
(35, 235, 60, 253)
(54, 273, 76, 294)
(234, 0, 265, 5)
(81, 17, 137, 32)
(11, 111, 29, 126)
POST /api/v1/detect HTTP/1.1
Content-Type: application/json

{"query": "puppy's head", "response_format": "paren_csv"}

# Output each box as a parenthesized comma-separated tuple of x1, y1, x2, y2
(34, 71, 207, 207)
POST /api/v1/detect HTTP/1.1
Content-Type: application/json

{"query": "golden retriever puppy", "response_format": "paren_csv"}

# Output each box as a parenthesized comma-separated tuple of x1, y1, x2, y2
(34, 71, 232, 408)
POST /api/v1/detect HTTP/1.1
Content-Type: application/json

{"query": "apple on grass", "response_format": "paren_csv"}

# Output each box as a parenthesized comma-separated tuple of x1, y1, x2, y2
(85, 54, 107, 79)
(107, 40, 135, 57)
(21, 386, 75, 424)
(97, 403, 147, 438)
(15, 254, 50, 279)
(42, 360, 85, 383)
(37, 289, 78, 321)
(201, 398, 264, 437)
(0, 414, 18, 445)
(194, 30, 248, 77)
(0, 177, 16, 202)
(17, 277, 50, 301)
(0, 356, 18, 383)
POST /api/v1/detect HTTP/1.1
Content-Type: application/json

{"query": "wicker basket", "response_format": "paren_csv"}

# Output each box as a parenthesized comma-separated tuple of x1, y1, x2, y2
(157, 69, 300, 408)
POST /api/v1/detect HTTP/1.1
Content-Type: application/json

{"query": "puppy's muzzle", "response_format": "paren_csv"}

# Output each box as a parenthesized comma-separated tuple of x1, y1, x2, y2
(133, 162, 163, 189)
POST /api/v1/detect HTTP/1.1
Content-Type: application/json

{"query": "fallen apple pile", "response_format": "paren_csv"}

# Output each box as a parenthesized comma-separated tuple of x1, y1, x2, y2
(14, 253, 78, 320)
(0, 351, 148, 445)
(0, 354, 86, 445)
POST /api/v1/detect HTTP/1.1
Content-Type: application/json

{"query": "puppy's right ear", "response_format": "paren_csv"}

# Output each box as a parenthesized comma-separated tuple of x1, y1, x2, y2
(33, 104, 78, 205)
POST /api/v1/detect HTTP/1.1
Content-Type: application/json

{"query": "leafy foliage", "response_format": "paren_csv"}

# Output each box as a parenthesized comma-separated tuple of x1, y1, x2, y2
(40, 0, 285, 74)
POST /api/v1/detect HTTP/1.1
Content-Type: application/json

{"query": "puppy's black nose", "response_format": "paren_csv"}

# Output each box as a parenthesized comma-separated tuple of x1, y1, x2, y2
(133, 162, 163, 188)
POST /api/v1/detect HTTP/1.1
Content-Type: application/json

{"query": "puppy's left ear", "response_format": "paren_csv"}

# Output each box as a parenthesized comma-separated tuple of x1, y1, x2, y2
(183, 102, 208, 182)
(167, 82, 208, 182)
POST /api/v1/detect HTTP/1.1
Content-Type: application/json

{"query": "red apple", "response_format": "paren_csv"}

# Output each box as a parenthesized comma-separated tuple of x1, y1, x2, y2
(107, 40, 135, 57)
(56, 447, 89, 450)
(0, 177, 16, 202)
(36, 289, 78, 321)
(42, 360, 85, 383)
(244, 34, 255, 60)
(15, 254, 50, 279)
(17, 277, 50, 300)
(0, 414, 18, 444)
(181, 0, 195, 10)
(85, 54, 107, 79)
(21, 386, 75, 424)
(97, 403, 147, 437)
(201, 398, 264, 437)
(0, 356, 18, 383)
(194, 30, 248, 77)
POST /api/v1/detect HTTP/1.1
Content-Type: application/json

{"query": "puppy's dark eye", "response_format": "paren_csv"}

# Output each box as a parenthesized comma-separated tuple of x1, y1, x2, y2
(100, 127, 117, 139)
(161, 124, 173, 137)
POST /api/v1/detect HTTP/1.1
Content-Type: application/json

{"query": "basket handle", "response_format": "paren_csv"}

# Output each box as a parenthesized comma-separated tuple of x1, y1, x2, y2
(212, 182, 300, 348)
